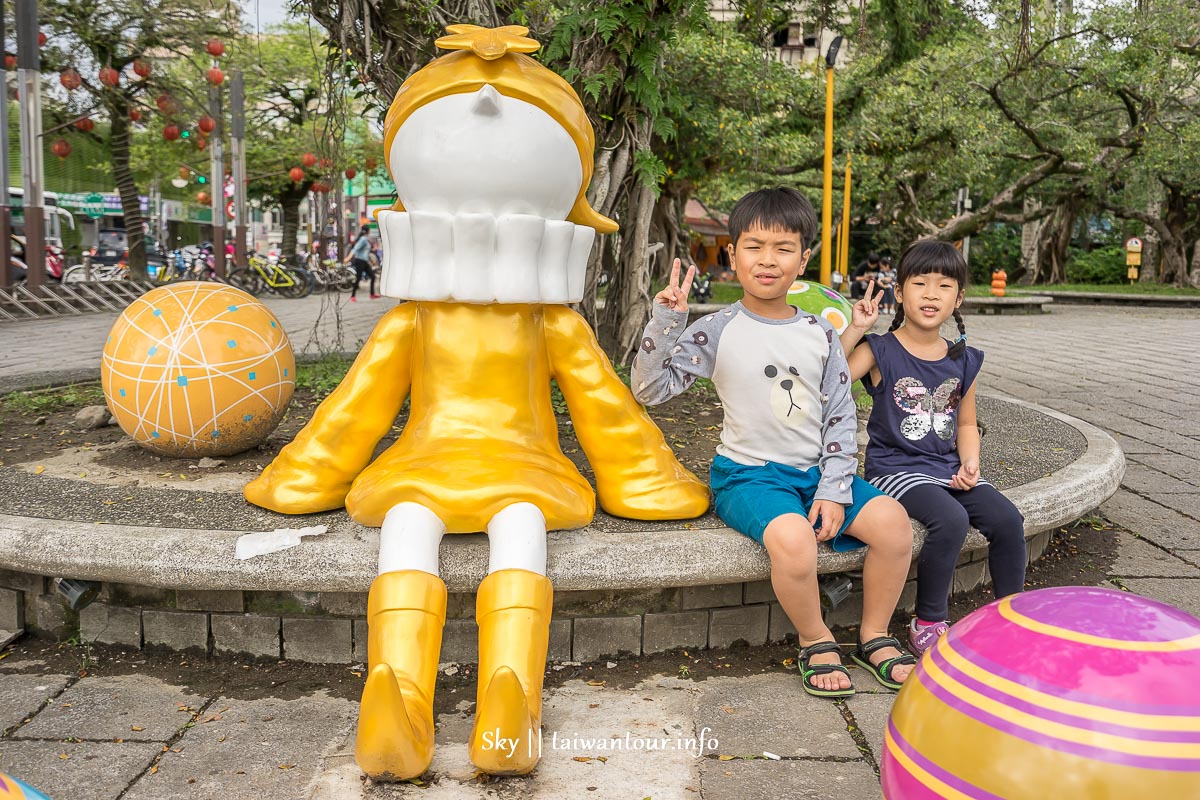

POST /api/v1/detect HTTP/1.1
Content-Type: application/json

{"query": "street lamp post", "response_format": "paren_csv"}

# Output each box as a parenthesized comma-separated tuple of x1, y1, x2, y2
(15, 0, 44, 289)
(208, 83, 225, 277)
(0, 0, 13, 290)
(819, 35, 843, 287)
(230, 70, 247, 267)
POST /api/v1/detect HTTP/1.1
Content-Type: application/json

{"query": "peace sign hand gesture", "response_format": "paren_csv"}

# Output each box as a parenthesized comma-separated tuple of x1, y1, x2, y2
(850, 279, 884, 332)
(654, 258, 697, 313)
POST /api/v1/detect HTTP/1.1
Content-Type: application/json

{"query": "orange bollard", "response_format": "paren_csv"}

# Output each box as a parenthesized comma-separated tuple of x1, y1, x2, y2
(991, 269, 1007, 297)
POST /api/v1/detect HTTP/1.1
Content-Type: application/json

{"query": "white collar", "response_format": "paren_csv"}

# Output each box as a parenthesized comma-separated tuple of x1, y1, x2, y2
(377, 209, 596, 304)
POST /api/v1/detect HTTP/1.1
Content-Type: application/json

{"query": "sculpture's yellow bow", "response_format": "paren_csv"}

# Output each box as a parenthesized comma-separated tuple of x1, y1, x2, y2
(435, 24, 540, 61)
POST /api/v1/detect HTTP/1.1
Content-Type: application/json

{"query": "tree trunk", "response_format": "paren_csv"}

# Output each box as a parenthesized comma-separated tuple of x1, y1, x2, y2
(109, 105, 147, 280)
(1138, 181, 1163, 284)
(612, 179, 658, 366)
(1159, 187, 1196, 287)
(279, 185, 307, 266)
(1031, 200, 1077, 284)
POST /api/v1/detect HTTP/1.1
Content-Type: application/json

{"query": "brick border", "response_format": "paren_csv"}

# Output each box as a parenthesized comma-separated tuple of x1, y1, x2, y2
(6, 527, 1056, 664)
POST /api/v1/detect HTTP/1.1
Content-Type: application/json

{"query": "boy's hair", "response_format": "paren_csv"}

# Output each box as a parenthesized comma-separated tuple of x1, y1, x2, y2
(867, 252, 881, 265)
(889, 239, 970, 358)
(727, 188, 818, 249)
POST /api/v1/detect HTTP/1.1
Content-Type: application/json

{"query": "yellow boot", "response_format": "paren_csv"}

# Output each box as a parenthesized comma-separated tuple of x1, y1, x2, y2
(355, 570, 447, 781)
(468, 569, 553, 775)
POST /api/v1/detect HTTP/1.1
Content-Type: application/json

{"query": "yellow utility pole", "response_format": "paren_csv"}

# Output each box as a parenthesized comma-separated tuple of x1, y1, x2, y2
(820, 36, 843, 287)
(839, 156, 853, 284)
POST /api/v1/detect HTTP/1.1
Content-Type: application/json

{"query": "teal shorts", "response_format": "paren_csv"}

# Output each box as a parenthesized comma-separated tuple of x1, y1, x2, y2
(710, 455, 884, 550)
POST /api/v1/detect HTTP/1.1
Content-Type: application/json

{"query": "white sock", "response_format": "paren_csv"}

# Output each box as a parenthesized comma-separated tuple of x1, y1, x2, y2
(378, 502, 445, 576)
(486, 503, 547, 576)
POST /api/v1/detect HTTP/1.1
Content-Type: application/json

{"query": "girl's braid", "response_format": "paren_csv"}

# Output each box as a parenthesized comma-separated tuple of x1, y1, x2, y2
(888, 304, 905, 332)
(947, 309, 967, 359)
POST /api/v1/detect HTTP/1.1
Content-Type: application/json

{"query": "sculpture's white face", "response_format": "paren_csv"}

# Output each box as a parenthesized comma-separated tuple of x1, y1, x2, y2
(389, 85, 583, 219)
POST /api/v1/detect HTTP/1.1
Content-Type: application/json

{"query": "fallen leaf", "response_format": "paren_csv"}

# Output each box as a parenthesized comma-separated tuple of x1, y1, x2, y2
(279, 764, 295, 770)
(719, 705, 735, 714)
(597, 756, 608, 763)
(131, 725, 144, 732)
(150, 765, 159, 775)
(573, 756, 593, 763)
(34, 465, 45, 474)
(718, 755, 735, 761)
(586, 680, 606, 686)
(588, 703, 600, 709)
(58, 753, 69, 760)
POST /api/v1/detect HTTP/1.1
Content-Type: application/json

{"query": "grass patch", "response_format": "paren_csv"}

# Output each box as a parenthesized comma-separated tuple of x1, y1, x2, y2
(295, 355, 353, 398)
(966, 283, 1200, 297)
(2, 383, 106, 415)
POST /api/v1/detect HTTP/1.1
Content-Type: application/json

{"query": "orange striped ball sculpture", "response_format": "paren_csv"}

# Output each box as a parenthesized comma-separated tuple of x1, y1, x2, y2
(101, 283, 295, 457)
(882, 587, 1200, 799)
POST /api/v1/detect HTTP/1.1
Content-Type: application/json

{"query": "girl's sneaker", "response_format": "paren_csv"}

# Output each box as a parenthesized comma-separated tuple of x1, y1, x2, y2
(908, 618, 949, 655)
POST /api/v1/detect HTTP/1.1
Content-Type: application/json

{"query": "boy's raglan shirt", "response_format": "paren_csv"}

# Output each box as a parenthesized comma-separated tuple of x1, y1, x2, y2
(632, 301, 858, 504)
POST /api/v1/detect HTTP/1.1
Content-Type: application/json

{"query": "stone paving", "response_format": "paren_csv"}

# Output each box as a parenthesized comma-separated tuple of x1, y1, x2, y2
(1, 301, 1199, 799)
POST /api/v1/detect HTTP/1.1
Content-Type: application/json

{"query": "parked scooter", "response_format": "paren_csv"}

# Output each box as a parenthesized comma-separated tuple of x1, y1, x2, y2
(691, 270, 712, 304)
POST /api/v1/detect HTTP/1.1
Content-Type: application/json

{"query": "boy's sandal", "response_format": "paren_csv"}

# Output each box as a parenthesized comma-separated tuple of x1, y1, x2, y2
(849, 636, 917, 691)
(798, 641, 855, 699)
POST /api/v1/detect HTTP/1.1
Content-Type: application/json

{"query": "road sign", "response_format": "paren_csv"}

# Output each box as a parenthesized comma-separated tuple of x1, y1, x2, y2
(1125, 237, 1143, 253)
(83, 192, 104, 220)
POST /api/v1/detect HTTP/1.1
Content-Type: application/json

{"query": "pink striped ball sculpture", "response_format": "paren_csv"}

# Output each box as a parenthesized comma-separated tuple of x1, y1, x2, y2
(882, 586, 1200, 799)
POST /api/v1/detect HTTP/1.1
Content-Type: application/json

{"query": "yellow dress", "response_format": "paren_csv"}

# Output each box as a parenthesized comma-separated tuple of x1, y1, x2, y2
(244, 301, 708, 530)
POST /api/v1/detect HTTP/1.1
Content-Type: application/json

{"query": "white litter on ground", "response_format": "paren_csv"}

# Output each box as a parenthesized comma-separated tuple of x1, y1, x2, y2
(234, 525, 328, 560)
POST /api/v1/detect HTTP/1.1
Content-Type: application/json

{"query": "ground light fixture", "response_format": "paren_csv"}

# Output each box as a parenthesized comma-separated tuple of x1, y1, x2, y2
(52, 577, 100, 610)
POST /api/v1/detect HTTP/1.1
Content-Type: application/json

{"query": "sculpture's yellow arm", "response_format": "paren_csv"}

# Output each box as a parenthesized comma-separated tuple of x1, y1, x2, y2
(244, 303, 417, 514)
(543, 306, 709, 520)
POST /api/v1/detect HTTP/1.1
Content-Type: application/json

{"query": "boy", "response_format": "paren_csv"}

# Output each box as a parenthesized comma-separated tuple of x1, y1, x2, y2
(632, 188, 915, 697)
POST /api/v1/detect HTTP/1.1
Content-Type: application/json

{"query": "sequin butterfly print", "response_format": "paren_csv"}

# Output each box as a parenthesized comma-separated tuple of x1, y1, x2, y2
(892, 377, 962, 441)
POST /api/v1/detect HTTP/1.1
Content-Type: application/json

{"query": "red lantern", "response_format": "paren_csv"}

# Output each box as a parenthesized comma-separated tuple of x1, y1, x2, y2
(58, 66, 81, 90)
(197, 191, 210, 205)
(206, 67, 224, 86)
(129, 107, 142, 122)
(198, 115, 216, 134)
(37, 32, 47, 47)
(289, 167, 305, 183)
(319, 157, 332, 169)
(162, 124, 180, 141)
(51, 139, 72, 160)
(155, 93, 175, 114)
(302, 152, 317, 168)
(4, 55, 16, 71)
(178, 167, 190, 180)
(345, 168, 356, 180)
(74, 117, 94, 133)
(206, 39, 225, 58)
(195, 138, 207, 151)
(365, 157, 378, 171)
(133, 59, 152, 79)
(99, 66, 120, 87)
(60, 67, 82, 90)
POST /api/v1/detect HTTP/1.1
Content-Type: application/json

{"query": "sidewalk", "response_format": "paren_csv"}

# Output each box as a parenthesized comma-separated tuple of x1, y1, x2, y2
(1, 303, 1199, 799)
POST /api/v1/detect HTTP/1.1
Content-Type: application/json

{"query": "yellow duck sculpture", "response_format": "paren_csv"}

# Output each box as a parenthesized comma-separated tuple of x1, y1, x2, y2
(243, 24, 709, 781)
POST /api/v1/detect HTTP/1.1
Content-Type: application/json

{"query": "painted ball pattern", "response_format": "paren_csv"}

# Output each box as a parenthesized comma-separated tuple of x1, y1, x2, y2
(785, 280, 854, 333)
(101, 283, 295, 457)
(0, 773, 53, 800)
(882, 587, 1200, 799)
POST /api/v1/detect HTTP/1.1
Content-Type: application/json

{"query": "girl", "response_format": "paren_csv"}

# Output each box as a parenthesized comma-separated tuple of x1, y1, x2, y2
(877, 256, 897, 314)
(839, 240, 1026, 655)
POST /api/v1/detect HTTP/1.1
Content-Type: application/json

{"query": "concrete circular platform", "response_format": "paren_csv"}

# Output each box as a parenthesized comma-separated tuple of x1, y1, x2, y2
(0, 394, 1122, 594)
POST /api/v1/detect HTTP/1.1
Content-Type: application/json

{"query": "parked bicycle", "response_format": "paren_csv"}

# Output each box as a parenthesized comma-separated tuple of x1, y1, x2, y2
(62, 261, 128, 283)
(307, 256, 357, 292)
(228, 251, 313, 299)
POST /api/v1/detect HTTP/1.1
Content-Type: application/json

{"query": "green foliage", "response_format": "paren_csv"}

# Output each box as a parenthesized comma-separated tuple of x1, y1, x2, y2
(967, 225, 1023, 286)
(2, 384, 106, 415)
(1065, 246, 1129, 285)
(295, 355, 352, 398)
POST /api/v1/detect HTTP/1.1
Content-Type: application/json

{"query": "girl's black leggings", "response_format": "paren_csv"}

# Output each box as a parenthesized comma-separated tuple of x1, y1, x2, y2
(351, 257, 375, 297)
(897, 482, 1027, 621)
